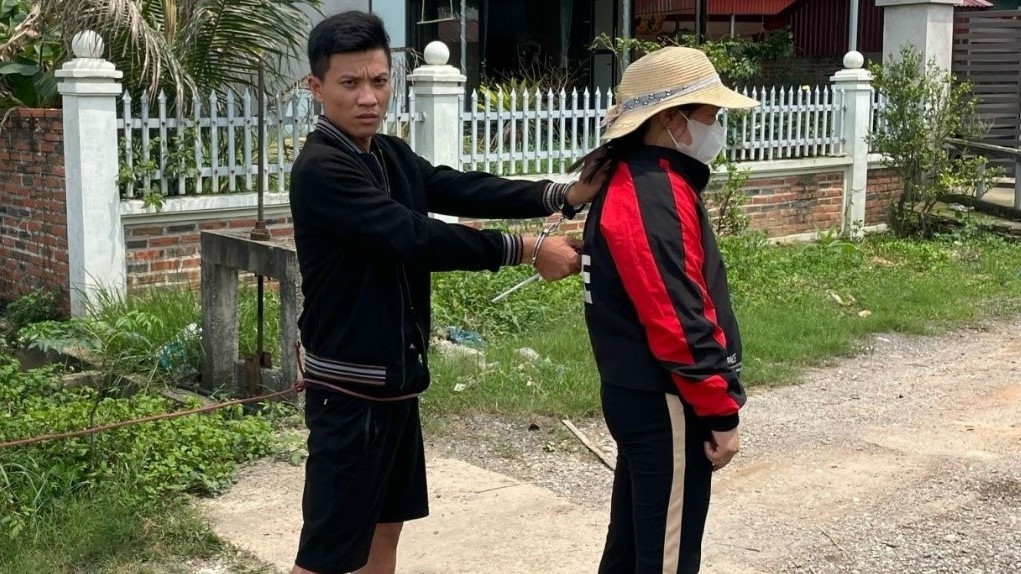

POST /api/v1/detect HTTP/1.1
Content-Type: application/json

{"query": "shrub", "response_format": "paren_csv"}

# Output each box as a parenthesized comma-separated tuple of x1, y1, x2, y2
(868, 46, 999, 236)
(0, 353, 277, 539)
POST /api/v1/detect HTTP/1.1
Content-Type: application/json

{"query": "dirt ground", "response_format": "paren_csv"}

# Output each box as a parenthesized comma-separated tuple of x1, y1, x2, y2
(198, 318, 1021, 573)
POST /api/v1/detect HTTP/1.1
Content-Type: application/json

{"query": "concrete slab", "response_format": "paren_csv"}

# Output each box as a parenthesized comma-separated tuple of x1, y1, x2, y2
(197, 454, 607, 574)
(977, 185, 1020, 212)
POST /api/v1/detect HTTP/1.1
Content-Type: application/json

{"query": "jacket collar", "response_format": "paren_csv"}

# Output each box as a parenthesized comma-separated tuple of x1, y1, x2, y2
(315, 115, 390, 190)
(316, 115, 376, 157)
(630, 145, 712, 193)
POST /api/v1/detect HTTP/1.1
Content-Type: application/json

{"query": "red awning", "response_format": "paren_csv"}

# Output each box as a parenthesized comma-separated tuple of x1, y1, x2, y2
(708, 0, 798, 15)
(635, 0, 798, 16)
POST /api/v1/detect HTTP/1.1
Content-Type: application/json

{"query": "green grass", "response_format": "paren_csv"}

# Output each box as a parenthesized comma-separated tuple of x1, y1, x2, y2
(423, 231, 1021, 419)
(15, 284, 281, 387)
(0, 490, 271, 574)
(7, 229, 1021, 569)
(0, 354, 290, 572)
(423, 307, 600, 418)
(90, 283, 283, 369)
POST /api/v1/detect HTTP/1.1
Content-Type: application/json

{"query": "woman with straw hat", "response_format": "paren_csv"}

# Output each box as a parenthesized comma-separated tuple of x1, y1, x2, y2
(571, 46, 758, 573)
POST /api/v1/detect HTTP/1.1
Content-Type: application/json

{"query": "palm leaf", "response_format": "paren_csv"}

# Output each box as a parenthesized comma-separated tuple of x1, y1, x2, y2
(46, 0, 319, 103)
(175, 0, 314, 94)
(56, 0, 195, 99)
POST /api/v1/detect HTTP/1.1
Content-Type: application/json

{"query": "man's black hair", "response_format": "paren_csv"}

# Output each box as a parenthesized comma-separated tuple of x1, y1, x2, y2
(308, 11, 391, 79)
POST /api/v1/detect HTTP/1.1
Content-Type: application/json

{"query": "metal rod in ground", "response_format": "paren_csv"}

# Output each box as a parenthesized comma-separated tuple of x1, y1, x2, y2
(562, 419, 615, 471)
(250, 55, 271, 242)
(249, 55, 271, 396)
(491, 272, 540, 303)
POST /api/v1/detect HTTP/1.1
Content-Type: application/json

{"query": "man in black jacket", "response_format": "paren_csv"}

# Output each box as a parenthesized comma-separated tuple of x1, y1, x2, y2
(289, 11, 602, 574)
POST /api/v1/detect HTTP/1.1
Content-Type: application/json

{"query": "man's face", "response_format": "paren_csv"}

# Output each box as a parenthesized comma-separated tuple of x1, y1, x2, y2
(309, 48, 391, 149)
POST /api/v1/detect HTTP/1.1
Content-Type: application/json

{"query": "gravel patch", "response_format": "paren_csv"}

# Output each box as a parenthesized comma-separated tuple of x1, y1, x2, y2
(427, 318, 1021, 573)
(426, 414, 615, 511)
(780, 467, 1021, 574)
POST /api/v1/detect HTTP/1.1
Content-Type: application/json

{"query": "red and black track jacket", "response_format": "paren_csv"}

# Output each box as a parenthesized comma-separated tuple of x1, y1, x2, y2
(582, 145, 746, 431)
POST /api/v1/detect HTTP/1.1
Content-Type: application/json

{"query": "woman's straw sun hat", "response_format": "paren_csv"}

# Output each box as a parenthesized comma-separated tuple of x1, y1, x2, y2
(602, 46, 759, 141)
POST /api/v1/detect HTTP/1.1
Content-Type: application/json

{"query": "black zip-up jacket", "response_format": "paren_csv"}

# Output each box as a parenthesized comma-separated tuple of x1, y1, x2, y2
(289, 124, 560, 399)
(582, 146, 746, 431)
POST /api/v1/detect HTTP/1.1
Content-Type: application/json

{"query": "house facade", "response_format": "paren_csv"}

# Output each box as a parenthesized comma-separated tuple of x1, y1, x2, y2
(293, 1, 993, 93)
(297, 1, 622, 95)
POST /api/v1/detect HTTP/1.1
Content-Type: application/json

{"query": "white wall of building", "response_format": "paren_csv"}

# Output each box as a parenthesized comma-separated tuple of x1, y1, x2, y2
(282, 0, 408, 86)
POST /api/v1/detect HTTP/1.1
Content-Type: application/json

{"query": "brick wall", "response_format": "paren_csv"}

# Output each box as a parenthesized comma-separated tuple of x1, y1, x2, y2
(738, 171, 845, 236)
(0, 109, 69, 312)
(460, 170, 847, 238)
(865, 168, 899, 227)
(118, 166, 902, 290)
(123, 215, 293, 289)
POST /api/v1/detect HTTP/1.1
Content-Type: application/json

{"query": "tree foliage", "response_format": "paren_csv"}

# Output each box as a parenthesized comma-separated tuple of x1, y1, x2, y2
(588, 29, 794, 86)
(868, 46, 998, 236)
(1, 0, 321, 108)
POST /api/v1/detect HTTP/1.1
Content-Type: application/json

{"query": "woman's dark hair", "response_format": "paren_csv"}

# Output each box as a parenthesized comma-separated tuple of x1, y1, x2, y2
(308, 11, 391, 79)
(569, 103, 699, 181)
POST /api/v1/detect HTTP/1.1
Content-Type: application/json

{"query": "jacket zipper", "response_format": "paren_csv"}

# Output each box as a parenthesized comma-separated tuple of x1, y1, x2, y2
(396, 270, 408, 390)
(400, 265, 429, 370)
(372, 148, 424, 389)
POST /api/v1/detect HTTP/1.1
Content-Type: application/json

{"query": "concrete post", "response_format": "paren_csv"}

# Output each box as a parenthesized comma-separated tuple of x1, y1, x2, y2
(407, 41, 465, 223)
(56, 31, 124, 316)
(876, 0, 957, 72)
(201, 255, 238, 392)
(407, 41, 465, 169)
(831, 51, 874, 238)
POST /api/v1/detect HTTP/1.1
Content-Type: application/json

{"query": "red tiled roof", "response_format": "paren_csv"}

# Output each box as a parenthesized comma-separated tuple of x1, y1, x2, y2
(636, 0, 798, 16)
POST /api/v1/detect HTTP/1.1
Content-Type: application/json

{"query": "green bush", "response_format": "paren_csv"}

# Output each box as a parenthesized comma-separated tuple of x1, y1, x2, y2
(869, 46, 999, 236)
(0, 353, 276, 539)
(16, 286, 281, 387)
(2, 288, 60, 341)
(589, 29, 794, 86)
(0, 0, 62, 110)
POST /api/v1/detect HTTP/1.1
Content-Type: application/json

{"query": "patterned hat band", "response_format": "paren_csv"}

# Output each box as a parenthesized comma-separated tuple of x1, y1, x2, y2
(602, 73, 722, 127)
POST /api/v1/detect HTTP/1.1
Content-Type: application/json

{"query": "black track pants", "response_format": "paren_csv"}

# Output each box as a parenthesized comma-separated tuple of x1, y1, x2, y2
(598, 384, 715, 574)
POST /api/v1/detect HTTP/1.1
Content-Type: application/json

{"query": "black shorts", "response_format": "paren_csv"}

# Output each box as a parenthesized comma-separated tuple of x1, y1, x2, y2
(295, 387, 429, 574)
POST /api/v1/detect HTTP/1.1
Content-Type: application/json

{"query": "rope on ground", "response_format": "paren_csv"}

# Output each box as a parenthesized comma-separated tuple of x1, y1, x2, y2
(0, 381, 303, 451)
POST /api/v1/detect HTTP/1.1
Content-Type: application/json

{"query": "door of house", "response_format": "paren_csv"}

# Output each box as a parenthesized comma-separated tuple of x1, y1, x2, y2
(952, 9, 1021, 182)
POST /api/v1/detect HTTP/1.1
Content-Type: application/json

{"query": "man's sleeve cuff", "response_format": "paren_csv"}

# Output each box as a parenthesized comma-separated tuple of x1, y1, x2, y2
(501, 234, 523, 266)
(542, 182, 570, 214)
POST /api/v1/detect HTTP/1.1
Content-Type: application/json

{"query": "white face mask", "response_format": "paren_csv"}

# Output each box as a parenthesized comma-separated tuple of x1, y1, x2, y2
(668, 112, 726, 165)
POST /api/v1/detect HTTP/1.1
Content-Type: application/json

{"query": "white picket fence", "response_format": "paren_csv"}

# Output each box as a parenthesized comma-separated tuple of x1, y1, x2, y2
(460, 87, 612, 175)
(117, 83, 864, 196)
(117, 88, 415, 198)
(459, 84, 846, 175)
(118, 89, 310, 198)
(724, 85, 844, 161)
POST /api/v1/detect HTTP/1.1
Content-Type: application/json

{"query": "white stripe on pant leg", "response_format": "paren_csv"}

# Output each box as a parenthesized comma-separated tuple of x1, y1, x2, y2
(662, 394, 686, 574)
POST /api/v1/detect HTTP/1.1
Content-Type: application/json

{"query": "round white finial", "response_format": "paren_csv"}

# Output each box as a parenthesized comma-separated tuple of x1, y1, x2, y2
(843, 50, 864, 70)
(71, 30, 104, 59)
(423, 41, 450, 66)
